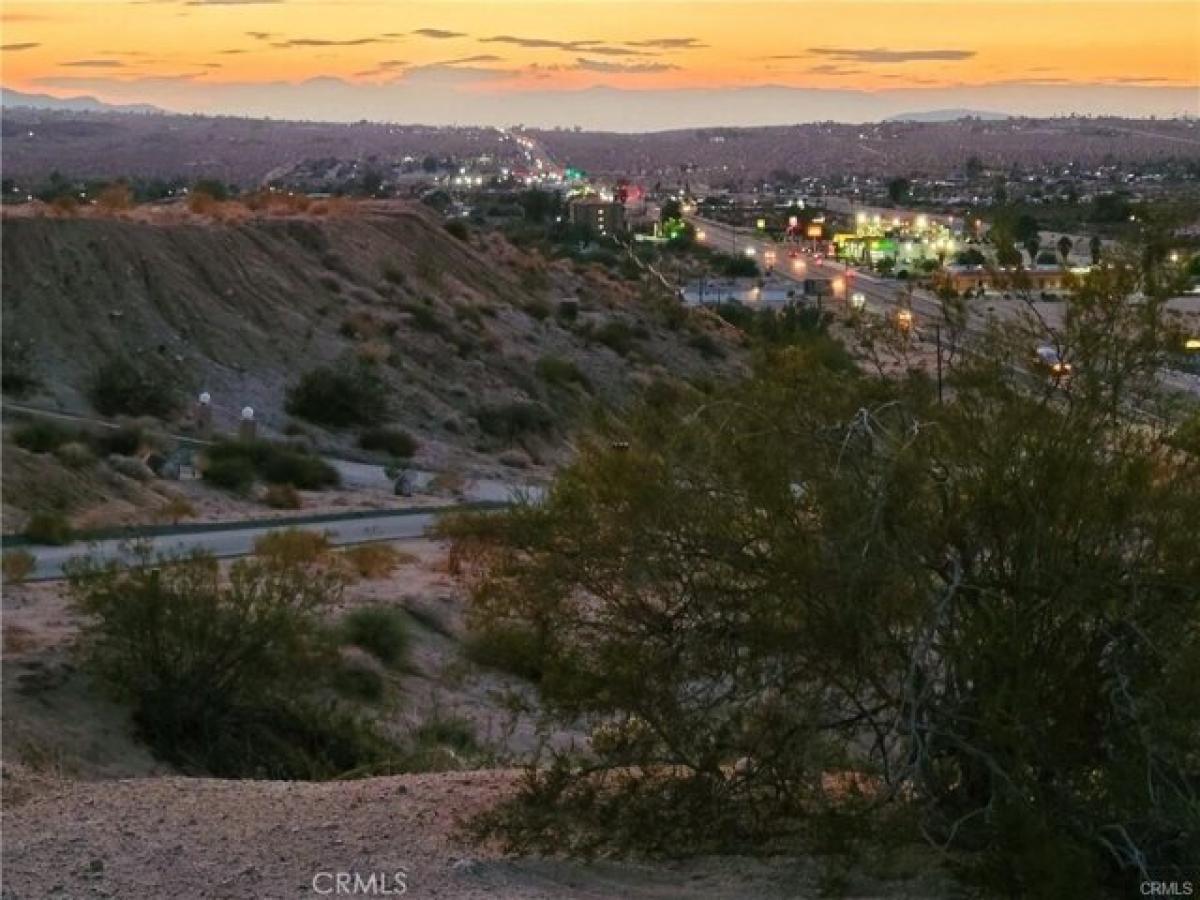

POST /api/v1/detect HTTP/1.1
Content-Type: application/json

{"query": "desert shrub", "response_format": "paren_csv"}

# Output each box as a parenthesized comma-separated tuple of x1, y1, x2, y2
(535, 356, 590, 391)
(445, 219, 470, 241)
(92, 424, 145, 457)
(24, 512, 72, 546)
(412, 716, 478, 755)
(156, 496, 196, 524)
(381, 262, 407, 286)
(88, 356, 180, 419)
(339, 605, 410, 668)
(462, 623, 546, 683)
(253, 528, 331, 568)
(592, 320, 640, 356)
(202, 454, 256, 493)
(358, 427, 417, 459)
(11, 421, 72, 454)
(96, 182, 133, 211)
(2, 337, 38, 395)
(522, 298, 552, 321)
(204, 440, 338, 491)
(286, 361, 389, 429)
(107, 454, 154, 482)
(474, 401, 555, 443)
(340, 544, 407, 580)
(67, 550, 395, 778)
(446, 263, 1200, 894)
(2, 549, 37, 585)
(332, 657, 386, 702)
(263, 483, 303, 509)
(54, 441, 96, 469)
(688, 332, 725, 359)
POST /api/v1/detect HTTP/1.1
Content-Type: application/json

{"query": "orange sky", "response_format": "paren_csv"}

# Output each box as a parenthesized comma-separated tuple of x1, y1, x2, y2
(1, 1, 1197, 125)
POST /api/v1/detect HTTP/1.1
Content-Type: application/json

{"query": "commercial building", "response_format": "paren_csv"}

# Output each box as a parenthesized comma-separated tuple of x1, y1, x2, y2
(568, 196, 626, 236)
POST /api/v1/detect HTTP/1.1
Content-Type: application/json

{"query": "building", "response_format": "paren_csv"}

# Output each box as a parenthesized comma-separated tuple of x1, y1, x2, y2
(943, 264, 1090, 295)
(568, 196, 626, 236)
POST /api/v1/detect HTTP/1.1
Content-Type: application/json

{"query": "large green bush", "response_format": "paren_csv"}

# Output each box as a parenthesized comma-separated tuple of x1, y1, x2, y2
(339, 605, 410, 668)
(446, 261, 1200, 896)
(285, 361, 390, 429)
(474, 401, 555, 443)
(88, 356, 181, 418)
(202, 440, 339, 492)
(67, 550, 395, 779)
(358, 427, 417, 459)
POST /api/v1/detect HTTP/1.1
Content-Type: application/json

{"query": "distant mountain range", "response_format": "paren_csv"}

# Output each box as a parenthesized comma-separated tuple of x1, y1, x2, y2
(1, 87, 162, 115)
(884, 108, 1012, 123)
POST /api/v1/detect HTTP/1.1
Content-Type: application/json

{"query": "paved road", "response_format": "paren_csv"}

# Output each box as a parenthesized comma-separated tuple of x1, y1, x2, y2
(15, 509, 457, 582)
(2, 402, 538, 505)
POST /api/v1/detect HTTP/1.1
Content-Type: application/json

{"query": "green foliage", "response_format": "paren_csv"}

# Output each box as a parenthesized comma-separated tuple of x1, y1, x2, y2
(25, 512, 72, 546)
(339, 605, 410, 668)
(263, 483, 303, 509)
(12, 421, 72, 454)
(592, 320, 641, 356)
(358, 427, 417, 459)
(535, 356, 590, 391)
(203, 440, 338, 492)
(332, 657, 386, 702)
(286, 361, 390, 429)
(474, 401, 555, 443)
(67, 550, 393, 779)
(445, 263, 1200, 894)
(462, 623, 546, 683)
(715, 253, 760, 278)
(88, 356, 181, 419)
(445, 219, 471, 241)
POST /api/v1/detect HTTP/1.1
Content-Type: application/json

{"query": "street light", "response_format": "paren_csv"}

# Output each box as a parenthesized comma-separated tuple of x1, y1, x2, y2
(896, 309, 913, 331)
(697, 230, 707, 242)
(832, 276, 846, 298)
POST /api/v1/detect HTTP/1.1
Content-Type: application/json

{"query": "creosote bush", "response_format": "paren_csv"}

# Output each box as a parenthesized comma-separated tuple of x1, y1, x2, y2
(338, 605, 410, 668)
(88, 356, 181, 419)
(202, 440, 338, 493)
(24, 512, 73, 546)
(67, 549, 395, 778)
(286, 360, 390, 429)
(358, 427, 417, 459)
(445, 260, 1200, 897)
(3, 549, 37, 585)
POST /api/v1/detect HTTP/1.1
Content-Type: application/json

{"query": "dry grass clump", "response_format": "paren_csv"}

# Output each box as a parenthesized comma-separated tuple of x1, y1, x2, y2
(339, 543, 415, 580)
(3, 549, 37, 585)
(252, 528, 331, 567)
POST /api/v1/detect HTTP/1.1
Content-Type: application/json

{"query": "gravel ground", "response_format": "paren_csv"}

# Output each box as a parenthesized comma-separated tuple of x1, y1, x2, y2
(1, 770, 955, 900)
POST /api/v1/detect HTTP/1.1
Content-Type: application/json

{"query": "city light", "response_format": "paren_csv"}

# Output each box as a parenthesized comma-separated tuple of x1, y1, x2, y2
(832, 276, 846, 297)
(696, 230, 707, 242)
(897, 309, 914, 330)
(792, 259, 806, 274)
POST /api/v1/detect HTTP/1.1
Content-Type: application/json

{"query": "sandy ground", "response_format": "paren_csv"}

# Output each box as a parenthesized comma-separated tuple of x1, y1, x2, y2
(2, 770, 958, 900)
(1, 542, 955, 900)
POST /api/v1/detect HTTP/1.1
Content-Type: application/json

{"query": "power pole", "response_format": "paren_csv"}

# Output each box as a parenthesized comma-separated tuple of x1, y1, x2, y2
(935, 323, 945, 405)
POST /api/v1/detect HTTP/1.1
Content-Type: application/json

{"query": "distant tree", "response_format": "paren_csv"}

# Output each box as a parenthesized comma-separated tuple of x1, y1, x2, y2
(660, 198, 683, 222)
(421, 155, 439, 173)
(1024, 235, 1041, 265)
(995, 240, 1023, 268)
(192, 179, 229, 202)
(359, 169, 384, 197)
(886, 177, 911, 205)
(991, 178, 1008, 205)
(964, 155, 984, 180)
(955, 248, 987, 266)
(1013, 213, 1041, 244)
(1057, 235, 1073, 262)
(1090, 234, 1103, 265)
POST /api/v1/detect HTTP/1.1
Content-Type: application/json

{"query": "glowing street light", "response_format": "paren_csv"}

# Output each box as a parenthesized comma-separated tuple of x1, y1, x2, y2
(896, 309, 914, 330)
(832, 276, 846, 297)
(696, 230, 707, 242)
(792, 259, 807, 274)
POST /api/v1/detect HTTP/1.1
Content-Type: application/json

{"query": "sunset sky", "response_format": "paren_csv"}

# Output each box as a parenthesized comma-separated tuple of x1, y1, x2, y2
(2, 1, 1198, 128)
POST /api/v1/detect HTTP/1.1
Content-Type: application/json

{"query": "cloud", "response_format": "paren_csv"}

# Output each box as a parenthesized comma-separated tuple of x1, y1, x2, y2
(804, 63, 862, 76)
(428, 54, 502, 66)
(186, 0, 283, 5)
(61, 59, 126, 68)
(808, 47, 976, 63)
(246, 32, 274, 40)
(626, 37, 705, 49)
(220, 48, 249, 54)
(271, 37, 389, 48)
(354, 59, 408, 77)
(573, 58, 678, 74)
(2, 42, 40, 51)
(412, 28, 465, 40)
(480, 35, 656, 57)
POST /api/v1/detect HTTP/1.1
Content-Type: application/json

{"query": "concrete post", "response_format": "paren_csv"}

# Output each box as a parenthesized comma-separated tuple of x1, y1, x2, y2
(239, 406, 256, 442)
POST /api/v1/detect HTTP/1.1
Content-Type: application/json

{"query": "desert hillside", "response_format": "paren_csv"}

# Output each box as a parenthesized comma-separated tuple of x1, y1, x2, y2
(2, 203, 736, 467)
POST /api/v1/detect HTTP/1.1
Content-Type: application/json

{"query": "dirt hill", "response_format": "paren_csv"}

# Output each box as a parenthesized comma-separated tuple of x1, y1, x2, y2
(2, 202, 736, 470)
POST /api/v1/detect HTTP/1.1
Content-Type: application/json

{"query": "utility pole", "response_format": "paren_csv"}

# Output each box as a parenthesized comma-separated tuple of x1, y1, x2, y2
(935, 323, 945, 405)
